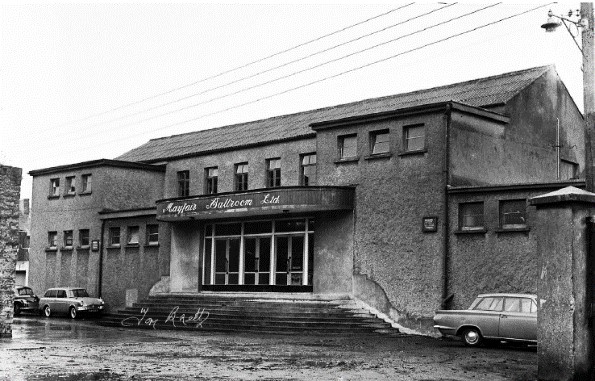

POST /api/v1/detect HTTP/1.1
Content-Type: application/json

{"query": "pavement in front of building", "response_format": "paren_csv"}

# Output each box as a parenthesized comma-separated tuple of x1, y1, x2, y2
(0, 315, 536, 381)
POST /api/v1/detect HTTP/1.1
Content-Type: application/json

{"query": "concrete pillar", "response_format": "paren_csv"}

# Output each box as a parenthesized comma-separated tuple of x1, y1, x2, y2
(530, 186, 595, 380)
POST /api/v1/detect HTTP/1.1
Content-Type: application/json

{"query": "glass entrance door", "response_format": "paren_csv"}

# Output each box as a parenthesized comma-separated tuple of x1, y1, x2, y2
(275, 235, 304, 286)
(213, 238, 240, 285)
(243, 237, 271, 285)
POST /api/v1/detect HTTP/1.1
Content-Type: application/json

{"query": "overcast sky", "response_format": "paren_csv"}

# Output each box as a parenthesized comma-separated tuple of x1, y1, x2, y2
(0, 2, 586, 199)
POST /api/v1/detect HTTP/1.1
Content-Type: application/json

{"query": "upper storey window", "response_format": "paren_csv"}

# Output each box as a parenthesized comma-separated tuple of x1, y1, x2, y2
(459, 202, 485, 231)
(370, 130, 390, 155)
(49, 178, 60, 197)
(235, 163, 249, 191)
(338, 134, 357, 159)
(300, 153, 316, 186)
(266, 159, 281, 188)
(81, 174, 92, 193)
(205, 167, 218, 194)
(177, 170, 190, 197)
(403, 124, 425, 152)
(65, 176, 76, 195)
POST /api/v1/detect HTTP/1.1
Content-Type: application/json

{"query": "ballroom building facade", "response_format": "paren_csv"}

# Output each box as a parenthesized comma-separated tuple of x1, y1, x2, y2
(28, 66, 585, 333)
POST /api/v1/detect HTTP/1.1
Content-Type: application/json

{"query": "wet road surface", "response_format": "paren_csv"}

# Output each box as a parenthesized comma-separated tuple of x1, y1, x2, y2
(1, 315, 537, 380)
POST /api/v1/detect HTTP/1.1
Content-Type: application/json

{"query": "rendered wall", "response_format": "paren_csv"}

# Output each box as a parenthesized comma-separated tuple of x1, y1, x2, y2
(0, 165, 22, 337)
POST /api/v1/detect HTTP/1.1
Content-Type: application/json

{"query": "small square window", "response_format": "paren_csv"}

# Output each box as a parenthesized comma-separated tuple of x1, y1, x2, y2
(235, 163, 249, 191)
(146, 224, 159, 245)
(81, 174, 92, 193)
(404, 124, 425, 152)
(64, 230, 73, 247)
(109, 227, 121, 246)
(48, 231, 58, 249)
(338, 134, 357, 159)
(266, 159, 281, 188)
(500, 200, 527, 229)
(127, 226, 140, 245)
(177, 171, 190, 197)
(65, 176, 76, 195)
(370, 130, 390, 155)
(205, 167, 218, 194)
(79, 229, 90, 247)
(560, 160, 578, 180)
(49, 178, 60, 197)
(459, 202, 484, 231)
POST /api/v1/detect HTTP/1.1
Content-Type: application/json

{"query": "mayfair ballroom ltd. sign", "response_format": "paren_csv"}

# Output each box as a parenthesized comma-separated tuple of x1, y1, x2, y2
(156, 187, 355, 220)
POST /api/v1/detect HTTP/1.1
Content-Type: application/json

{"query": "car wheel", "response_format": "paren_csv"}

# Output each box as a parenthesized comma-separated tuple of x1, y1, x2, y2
(14, 303, 21, 316)
(69, 307, 77, 319)
(43, 305, 51, 318)
(462, 328, 482, 347)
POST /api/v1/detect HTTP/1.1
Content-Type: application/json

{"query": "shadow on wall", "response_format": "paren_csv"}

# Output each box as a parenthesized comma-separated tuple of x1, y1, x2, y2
(353, 273, 437, 336)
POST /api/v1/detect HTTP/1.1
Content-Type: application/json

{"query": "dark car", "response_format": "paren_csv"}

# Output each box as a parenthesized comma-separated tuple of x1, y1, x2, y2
(39, 287, 105, 319)
(13, 285, 39, 316)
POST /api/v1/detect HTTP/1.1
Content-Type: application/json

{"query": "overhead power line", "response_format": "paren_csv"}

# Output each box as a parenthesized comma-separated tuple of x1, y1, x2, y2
(41, 4, 415, 134)
(65, 2, 551, 155)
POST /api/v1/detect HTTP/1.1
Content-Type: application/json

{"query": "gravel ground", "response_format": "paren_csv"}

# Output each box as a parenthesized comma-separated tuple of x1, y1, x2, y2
(0, 316, 537, 381)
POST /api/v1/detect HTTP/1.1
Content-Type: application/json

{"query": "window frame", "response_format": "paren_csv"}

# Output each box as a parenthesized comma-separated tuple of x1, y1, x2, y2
(109, 227, 121, 247)
(177, 170, 190, 197)
(63, 230, 74, 248)
(266, 158, 281, 188)
(81, 174, 92, 193)
(65, 176, 76, 196)
(338, 134, 358, 160)
(403, 124, 426, 153)
(146, 224, 159, 246)
(234, 162, 249, 191)
(49, 178, 60, 197)
(79, 229, 90, 248)
(47, 231, 58, 249)
(127, 226, 140, 246)
(499, 199, 527, 230)
(459, 201, 485, 232)
(205, 167, 219, 194)
(300, 153, 317, 186)
(369, 129, 390, 155)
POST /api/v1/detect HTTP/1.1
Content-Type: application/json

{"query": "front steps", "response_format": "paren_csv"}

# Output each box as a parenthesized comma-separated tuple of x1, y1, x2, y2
(97, 293, 399, 335)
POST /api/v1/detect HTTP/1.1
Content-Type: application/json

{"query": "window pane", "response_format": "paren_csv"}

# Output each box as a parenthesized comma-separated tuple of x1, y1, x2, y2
(109, 227, 120, 245)
(215, 223, 241, 236)
(64, 231, 73, 247)
(460, 202, 484, 230)
(500, 200, 526, 228)
(340, 135, 357, 158)
(127, 226, 140, 244)
(300, 153, 317, 186)
(147, 224, 159, 244)
(177, 171, 190, 197)
(504, 298, 520, 312)
(245, 221, 272, 234)
(276, 219, 306, 233)
(66, 177, 76, 194)
(50, 179, 60, 196)
(82, 174, 92, 193)
(405, 125, 425, 151)
(371, 130, 390, 154)
(79, 229, 89, 246)
(48, 232, 57, 247)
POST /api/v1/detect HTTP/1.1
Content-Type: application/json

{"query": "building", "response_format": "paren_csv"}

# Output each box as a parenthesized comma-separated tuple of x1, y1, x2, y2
(16, 199, 31, 286)
(28, 66, 585, 334)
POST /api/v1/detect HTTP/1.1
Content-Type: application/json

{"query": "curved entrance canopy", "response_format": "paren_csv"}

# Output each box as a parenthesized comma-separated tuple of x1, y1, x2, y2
(156, 186, 354, 221)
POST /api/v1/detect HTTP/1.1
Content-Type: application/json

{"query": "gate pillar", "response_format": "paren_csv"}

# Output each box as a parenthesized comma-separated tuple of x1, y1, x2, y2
(530, 186, 595, 380)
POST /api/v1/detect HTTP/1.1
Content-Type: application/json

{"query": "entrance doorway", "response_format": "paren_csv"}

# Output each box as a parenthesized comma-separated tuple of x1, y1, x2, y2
(203, 218, 314, 291)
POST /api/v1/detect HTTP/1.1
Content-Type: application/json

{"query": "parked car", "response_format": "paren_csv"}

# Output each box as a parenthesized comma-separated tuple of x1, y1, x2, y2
(13, 285, 39, 316)
(39, 287, 105, 319)
(433, 293, 537, 347)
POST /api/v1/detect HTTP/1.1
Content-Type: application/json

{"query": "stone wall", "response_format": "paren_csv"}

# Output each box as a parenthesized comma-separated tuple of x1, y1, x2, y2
(0, 165, 22, 337)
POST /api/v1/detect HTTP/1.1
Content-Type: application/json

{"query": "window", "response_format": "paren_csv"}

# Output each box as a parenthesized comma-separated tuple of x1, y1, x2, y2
(473, 297, 503, 311)
(79, 229, 90, 247)
(63, 230, 73, 247)
(127, 226, 140, 245)
(81, 174, 92, 193)
(48, 231, 58, 249)
(459, 202, 484, 231)
(109, 227, 121, 246)
(404, 124, 425, 152)
(370, 130, 390, 155)
(560, 159, 578, 180)
(500, 199, 527, 229)
(235, 163, 249, 191)
(338, 134, 357, 159)
(49, 178, 60, 197)
(300, 153, 317, 186)
(205, 167, 218, 194)
(65, 176, 76, 195)
(146, 224, 159, 245)
(177, 171, 190, 197)
(266, 159, 281, 188)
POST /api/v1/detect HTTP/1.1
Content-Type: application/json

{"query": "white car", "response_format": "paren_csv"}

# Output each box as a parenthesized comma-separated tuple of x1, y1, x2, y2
(39, 287, 105, 319)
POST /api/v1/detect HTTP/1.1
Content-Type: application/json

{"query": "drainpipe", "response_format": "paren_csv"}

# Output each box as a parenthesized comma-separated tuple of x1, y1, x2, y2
(442, 103, 453, 309)
(98, 219, 106, 298)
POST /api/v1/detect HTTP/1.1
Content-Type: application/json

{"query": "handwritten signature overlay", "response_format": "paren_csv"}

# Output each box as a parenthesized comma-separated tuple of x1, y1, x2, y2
(121, 306, 209, 329)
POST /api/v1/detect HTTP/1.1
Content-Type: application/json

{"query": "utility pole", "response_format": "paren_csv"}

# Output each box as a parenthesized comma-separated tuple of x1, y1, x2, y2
(583, 2, 595, 191)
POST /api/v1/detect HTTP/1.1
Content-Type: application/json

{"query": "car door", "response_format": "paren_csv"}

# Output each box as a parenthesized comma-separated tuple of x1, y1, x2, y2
(55, 289, 68, 314)
(471, 296, 503, 338)
(498, 297, 537, 341)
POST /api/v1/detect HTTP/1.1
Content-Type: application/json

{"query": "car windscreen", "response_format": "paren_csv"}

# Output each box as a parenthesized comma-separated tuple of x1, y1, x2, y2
(18, 288, 33, 296)
(71, 289, 89, 298)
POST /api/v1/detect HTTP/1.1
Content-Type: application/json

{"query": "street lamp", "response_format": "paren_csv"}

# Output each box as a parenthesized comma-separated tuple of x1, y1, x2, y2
(541, 4, 594, 191)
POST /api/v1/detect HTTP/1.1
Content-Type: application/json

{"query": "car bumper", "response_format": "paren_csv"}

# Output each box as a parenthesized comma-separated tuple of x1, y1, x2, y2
(76, 305, 104, 312)
(433, 325, 457, 337)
